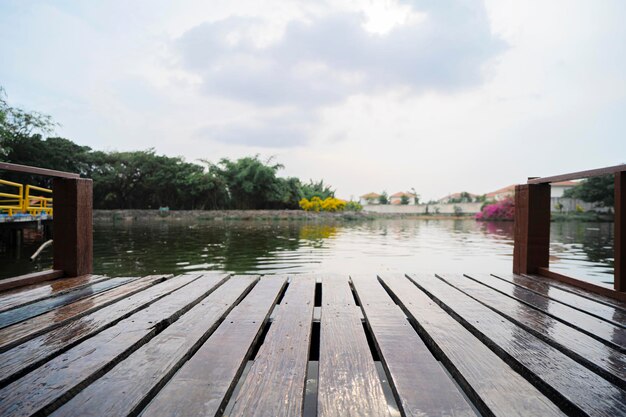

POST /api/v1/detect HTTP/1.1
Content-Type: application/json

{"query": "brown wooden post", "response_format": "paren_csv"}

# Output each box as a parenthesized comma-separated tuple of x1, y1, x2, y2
(513, 183, 551, 274)
(615, 171, 625, 291)
(53, 178, 93, 277)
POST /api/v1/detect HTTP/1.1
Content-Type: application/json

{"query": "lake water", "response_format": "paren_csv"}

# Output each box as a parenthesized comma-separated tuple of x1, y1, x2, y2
(0, 219, 615, 287)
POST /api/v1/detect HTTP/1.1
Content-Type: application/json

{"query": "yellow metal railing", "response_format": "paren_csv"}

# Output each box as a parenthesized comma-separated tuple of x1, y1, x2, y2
(0, 179, 53, 216)
(24, 184, 53, 215)
(0, 179, 24, 216)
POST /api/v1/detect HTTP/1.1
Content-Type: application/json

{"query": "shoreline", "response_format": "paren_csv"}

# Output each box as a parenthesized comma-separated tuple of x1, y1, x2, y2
(93, 209, 476, 222)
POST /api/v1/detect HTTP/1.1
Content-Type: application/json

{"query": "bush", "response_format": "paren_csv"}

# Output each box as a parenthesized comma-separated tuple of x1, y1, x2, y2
(299, 196, 347, 212)
(345, 201, 363, 212)
(475, 197, 514, 221)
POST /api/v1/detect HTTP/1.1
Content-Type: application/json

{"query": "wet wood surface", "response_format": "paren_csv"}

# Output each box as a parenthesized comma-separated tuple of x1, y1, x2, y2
(0, 273, 228, 417)
(465, 273, 626, 349)
(493, 272, 626, 326)
(140, 276, 287, 417)
(0, 274, 165, 351)
(411, 273, 626, 416)
(350, 274, 476, 417)
(0, 273, 206, 387)
(0, 276, 139, 328)
(318, 275, 390, 417)
(1, 272, 624, 417)
(230, 275, 316, 417)
(440, 273, 626, 387)
(50, 275, 257, 417)
(379, 273, 566, 417)
(0, 274, 109, 313)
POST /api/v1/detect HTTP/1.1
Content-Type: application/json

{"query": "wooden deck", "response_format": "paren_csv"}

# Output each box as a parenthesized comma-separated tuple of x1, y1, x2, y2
(0, 272, 624, 417)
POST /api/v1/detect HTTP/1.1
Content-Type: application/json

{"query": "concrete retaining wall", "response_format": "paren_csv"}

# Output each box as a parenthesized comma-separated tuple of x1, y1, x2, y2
(363, 203, 482, 215)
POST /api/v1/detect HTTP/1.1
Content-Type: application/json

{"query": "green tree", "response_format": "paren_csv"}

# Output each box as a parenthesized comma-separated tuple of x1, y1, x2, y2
(206, 155, 287, 209)
(300, 179, 334, 200)
(378, 191, 389, 205)
(400, 195, 409, 205)
(563, 176, 614, 207)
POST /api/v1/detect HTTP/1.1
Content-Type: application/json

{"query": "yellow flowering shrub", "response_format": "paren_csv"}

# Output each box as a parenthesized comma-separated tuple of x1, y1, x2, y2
(299, 196, 346, 212)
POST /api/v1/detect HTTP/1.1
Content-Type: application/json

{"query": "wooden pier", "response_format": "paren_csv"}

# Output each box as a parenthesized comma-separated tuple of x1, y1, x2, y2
(1, 162, 626, 416)
(0, 271, 624, 417)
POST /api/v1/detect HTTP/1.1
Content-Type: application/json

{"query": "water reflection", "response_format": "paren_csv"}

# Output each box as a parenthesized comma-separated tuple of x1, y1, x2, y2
(0, 219, 614, 286)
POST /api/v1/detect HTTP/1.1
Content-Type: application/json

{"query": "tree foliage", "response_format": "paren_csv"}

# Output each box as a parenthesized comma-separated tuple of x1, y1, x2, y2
(0, 89, 335, 210)
(563, 176, 614, 207)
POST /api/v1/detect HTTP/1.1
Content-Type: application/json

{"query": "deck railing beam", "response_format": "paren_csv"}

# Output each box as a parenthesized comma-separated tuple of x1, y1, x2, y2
(52, 178, 93, 277)
(616, 171, 625, 291)
(513, 183, 551, 275)
(516, 164, 626, 297)
(1, 163, 92, 286)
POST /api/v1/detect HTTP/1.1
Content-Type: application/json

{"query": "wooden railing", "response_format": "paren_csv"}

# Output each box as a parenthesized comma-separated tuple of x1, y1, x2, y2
(513, 164, 626, 299)
(0, 162, 93, 288)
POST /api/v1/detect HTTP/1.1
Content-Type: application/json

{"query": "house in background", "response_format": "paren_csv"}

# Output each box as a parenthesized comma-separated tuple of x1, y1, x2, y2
(485, 181, 578, 201)
(438, 192, 478, 204)
(485, 185, 516, 201)
(389, 192, 417, 205)
(359, 192, 382, 205)
(551, 180, 578, 197)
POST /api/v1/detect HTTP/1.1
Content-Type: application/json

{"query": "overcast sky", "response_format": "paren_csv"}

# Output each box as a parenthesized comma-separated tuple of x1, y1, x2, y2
(1, 0, 625, 200)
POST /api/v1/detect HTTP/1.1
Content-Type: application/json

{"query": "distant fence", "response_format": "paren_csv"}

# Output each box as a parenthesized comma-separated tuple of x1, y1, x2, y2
(363, 202, 482, 215)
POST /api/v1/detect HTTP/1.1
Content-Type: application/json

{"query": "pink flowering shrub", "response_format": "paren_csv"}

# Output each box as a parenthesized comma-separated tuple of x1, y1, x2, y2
(475, 197, 514, 221)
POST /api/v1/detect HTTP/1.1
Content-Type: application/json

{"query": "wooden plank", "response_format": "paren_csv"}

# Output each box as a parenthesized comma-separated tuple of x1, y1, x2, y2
(0, 273, 229, 417)
(615, 170, 625, 292)
(0, 276, 140, 328)
(440, 274, 626, 387)
(318, 275, 391, 417)
(0, 273, 213, 387)
(465, 273, 625, 350)
(48, 275, 257, 417)
(139, 275, 287, 417)
(0, 274, 164, 351)
(492, 272, 626, 326)
(379, 273, 565, 417)
(350, 274, 476, 417)
(0, 270, 65, 292)
(0, 274, 110, 313)
(527, 163, 626, 184)
(53, 177, 93, 277)
(526, 271, 626, 310)
(229, 275, 316, 417)
(537, 267, 626, 302)
(411, 273, 626, 417)
(0, 162, 80, 179)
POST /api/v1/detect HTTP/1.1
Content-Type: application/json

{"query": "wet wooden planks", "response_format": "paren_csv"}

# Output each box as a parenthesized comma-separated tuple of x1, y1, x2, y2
(318, 275, 391, 417)
(0, 274, 110, 313)
(50, 276, 258, 417)
(439, 273, 626, 387)
(464, 272, 625, 349)
(492, 272, 626, 326)
(229, 275, 316, 417)
(0, 274, 166, 351)
(1, 272, 625, 417)
(0, 273, 214, 387)
(140, 275, 287, 417)
(0, 276, 141, 328)
(350, 274, 476, 417)
(0, 273, 229, 417)
(379, 273, 566, 417)
(410, 273, 626, 416)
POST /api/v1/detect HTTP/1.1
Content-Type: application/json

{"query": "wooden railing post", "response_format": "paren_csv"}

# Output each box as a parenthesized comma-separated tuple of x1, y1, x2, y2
(53, 178, 93, 277)
(513, 183, 551, 274)
(616, 171, 625, 292)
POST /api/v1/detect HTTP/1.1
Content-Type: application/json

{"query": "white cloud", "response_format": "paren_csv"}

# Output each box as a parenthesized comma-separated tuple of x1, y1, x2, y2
(0, 0, 625, 200)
